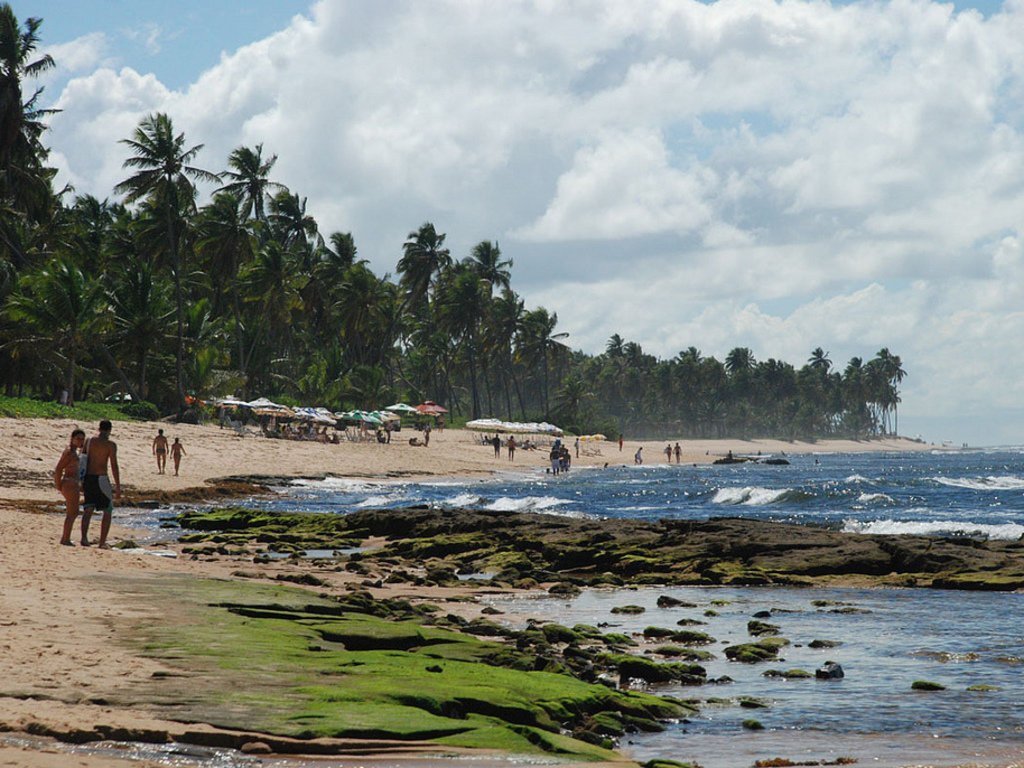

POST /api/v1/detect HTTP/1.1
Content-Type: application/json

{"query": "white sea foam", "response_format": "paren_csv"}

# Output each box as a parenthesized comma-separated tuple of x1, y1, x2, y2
(485, 496, 568, 513)
(842, 518, 1024, 540)
(855, 492, 894, 505)
(354, 493, 412, 508)
(290, 477, 380, 493)
(845, 474, 872, 484)
(934, 475, 1024, 491)
(443, 492, 485, 508)
(712, 486, 790, 506)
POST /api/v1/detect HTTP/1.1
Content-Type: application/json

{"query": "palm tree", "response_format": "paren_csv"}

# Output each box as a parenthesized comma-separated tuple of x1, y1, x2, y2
(217, 143, 283, 223)
(725, 346, 756, 375)
(487, 288, 526, 418)
(808, 347, 831, 372)
(108, 257, 171, 401)
(242, 239, 302, 353)
(114, 112, 219, 416)
(0, 4, 57, 264)
(435, 262, 488, 418)
(397, 222, 451, 311)
(467, 240, 511, 295)
(519, 307, 568, 420)
(4, 256, 106, 403)
(605, 334, 625, 358)
(195, 191, 255, 375)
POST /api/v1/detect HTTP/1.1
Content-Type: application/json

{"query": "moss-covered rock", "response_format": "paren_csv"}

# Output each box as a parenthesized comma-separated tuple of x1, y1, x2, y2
(911, 680, 946, 691)
(611, 605, 646, 615)
(724, 638, 790, 663)
(762, 669, 812, 679)
(747, 620, 781, 636)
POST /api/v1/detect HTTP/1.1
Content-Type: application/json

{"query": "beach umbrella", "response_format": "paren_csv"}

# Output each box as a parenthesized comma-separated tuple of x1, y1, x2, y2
(416, 401, 448, 414)
(385, 403, 420, 414)
(465, 418, 504, 431)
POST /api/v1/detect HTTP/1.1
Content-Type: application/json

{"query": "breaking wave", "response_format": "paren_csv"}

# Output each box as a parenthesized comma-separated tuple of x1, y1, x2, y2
(484, 496, 570, 513)
(855, 492, 894, 505)
(841, 518, 1024, 540)
(934, 475, 1024, 491)
(712, 486, 809, 506)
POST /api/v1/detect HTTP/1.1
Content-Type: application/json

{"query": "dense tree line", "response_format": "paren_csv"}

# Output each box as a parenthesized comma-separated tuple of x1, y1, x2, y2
(0, 7, 905, 440)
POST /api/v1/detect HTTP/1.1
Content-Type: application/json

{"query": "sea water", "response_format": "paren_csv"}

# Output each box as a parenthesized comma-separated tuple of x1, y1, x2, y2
(127, 448, 1024, 766)
(260, 447, 1024, 539)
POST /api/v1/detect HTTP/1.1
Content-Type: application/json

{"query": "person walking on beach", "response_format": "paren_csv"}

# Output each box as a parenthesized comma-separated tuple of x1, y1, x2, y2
(54, 428, 86, 545)
(619, 435, 624, 452)
(153, 428, 168, 474)
(81, 420, 120, 549)
(574, 437, 580, 458)
(634, 447, 643, 465)
(664, 444, 672, 462)
(674, 442, 681, 463)
(492, 434, 501, 457)
(171, 437, 186, 476)
(508, 435, 516, 461)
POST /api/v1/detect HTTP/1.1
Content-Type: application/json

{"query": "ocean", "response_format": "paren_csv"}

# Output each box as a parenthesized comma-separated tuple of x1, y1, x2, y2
(264, 446, 1024, 540)
(135, 447, 1024, 767)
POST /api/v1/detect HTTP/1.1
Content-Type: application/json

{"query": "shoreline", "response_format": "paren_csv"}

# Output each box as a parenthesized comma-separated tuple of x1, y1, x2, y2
(0, 418, 958, 768)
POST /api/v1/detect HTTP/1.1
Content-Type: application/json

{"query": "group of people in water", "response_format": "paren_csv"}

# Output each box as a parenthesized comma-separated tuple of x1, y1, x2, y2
(53, 422, 189, 547)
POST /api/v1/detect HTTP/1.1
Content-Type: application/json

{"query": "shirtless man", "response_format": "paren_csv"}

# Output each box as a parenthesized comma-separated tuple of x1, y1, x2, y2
(82, 419, 121, 548)
(153, 428, 168, 474)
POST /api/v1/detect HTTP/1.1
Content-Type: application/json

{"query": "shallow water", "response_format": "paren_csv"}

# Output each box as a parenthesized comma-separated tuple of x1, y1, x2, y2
(482, 585, 1024, 767)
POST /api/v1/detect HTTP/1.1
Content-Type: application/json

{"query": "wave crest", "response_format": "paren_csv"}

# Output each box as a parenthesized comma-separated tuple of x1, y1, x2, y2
(842, 518, 1024, 540)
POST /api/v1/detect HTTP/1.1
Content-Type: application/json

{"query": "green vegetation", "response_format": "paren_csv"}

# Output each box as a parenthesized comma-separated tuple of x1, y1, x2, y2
(0, 6, 906, 437)
(126, 575, 691, 759)
(0, 394, 134, 421)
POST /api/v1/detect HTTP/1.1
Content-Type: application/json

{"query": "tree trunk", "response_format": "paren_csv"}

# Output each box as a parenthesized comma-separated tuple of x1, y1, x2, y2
(165, 202, 187, 417)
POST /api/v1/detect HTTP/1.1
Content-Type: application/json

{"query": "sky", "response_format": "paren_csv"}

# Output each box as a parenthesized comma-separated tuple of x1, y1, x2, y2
(21, 0, 1024, 445)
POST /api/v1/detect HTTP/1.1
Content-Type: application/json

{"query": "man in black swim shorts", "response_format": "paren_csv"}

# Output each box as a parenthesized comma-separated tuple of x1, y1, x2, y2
(81, 420, 121, 548)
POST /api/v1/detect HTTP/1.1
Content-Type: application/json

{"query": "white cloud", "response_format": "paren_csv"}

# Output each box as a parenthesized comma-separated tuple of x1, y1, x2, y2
(35, 0, 1024, 443)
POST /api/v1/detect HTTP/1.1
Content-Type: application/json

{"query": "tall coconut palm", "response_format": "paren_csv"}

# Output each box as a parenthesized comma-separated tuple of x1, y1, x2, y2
(435, 262, 488, 418)
(467, 240, 511, 295)
(397, 222, 451, 312)
(0, 4, 57, 263)
(519, 307, 568, 420)
(195, 191, 255, 376)
(808, 347, 831, 372)
(217, 143, 283, 223)
(114, 112, 219, 415)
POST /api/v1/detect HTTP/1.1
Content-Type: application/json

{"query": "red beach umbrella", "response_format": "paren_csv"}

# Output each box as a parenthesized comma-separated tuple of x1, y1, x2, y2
(416, 401, 448, 414)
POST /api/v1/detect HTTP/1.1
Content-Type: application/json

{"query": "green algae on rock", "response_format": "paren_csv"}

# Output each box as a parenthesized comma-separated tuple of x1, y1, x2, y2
(124, 574, 690, 760)
(176, 507, 1024, 591)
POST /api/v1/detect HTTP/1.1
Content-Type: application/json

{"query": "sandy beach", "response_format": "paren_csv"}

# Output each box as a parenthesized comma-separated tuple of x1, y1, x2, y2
(0, 418, 939, 768)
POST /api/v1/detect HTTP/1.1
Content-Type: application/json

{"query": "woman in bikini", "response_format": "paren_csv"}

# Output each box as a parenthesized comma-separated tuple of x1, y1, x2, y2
(54, 428, 86, 546)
